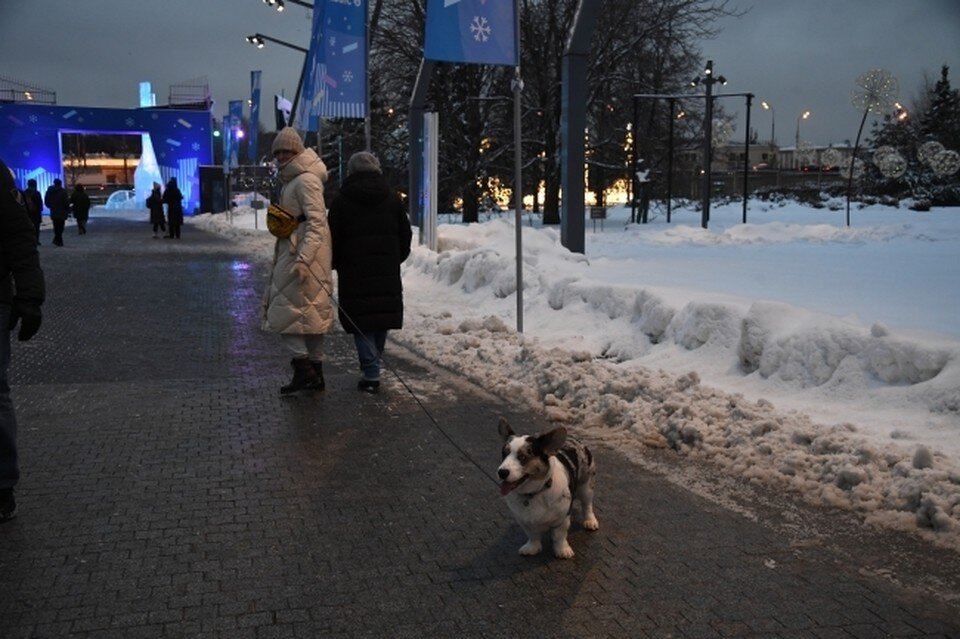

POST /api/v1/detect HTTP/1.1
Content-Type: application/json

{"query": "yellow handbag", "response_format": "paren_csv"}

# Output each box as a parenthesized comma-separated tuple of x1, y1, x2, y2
(266, 203, 305, 238)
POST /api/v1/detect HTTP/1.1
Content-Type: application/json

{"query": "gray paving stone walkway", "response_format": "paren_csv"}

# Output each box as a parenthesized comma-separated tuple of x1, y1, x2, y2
(1, 216, 958, 638)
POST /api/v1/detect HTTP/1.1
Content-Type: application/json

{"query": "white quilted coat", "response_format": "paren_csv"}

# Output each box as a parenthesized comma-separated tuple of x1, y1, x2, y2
(261, 148, 335, 335)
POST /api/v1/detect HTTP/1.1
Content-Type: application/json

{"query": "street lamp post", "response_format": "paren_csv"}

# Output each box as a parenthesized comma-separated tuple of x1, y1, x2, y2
(761, 101, 775, 145)
(245, 33, 309, 127)
(263, 0, 314, 11)
(794, 110, 810, 148)
(690, 60, 726, 229)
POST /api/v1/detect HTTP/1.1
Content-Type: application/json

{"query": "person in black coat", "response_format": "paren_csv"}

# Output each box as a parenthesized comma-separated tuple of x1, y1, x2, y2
(22, 179, 42, 245)
(328, 151, 412, 393)
(43, 178, 69, 247)
(162, 177, 184, 239)
(146, 182, 166, 239)
(69, 184, 91, 235)
(0, 157, 45, 522)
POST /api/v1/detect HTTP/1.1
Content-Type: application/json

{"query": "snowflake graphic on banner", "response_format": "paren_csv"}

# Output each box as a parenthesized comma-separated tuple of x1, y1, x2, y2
(470, 16, 491, 42)
(192, 142, 201, 152)
(343, 71, 354, 83)
(126, 118, 135, 127)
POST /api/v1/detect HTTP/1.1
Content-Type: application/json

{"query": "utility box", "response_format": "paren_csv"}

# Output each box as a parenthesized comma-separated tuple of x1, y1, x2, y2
(199, 165, 227, 214)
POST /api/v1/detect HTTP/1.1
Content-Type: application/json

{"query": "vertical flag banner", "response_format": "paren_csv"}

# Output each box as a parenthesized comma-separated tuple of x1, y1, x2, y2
(296, 3, 326, 130)
(297, 0, 368, 130)
(249, 71, 262, 164)
(424, 0, 518, 66)
(228, 100, 243, 169)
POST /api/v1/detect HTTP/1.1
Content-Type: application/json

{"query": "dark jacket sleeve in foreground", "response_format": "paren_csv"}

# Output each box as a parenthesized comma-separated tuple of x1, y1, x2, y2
(0, 185, 45, 307)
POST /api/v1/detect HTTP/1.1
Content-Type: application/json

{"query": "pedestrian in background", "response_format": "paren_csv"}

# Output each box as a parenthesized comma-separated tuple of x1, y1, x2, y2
(22, 179, 42, 245)
(162, 177, 184, 239)
(0, 157, 45, 523)
(328, 151, 412, 393)
(261, 127, 334, 395)
(146, 182, 166, 239)
(69, 184, 91, 235)
(43, 178, 69, 247)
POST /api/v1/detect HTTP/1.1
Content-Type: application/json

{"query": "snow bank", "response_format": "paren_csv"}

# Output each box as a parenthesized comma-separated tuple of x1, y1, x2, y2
(397, 219, 960, 548)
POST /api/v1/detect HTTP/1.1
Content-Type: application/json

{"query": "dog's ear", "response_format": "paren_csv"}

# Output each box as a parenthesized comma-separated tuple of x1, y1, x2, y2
(537, 427, 568, 455)
(498, 417, 515, 441)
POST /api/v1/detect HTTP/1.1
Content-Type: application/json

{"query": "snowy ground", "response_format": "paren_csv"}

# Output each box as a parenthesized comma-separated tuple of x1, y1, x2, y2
(94, 196, 960, 549)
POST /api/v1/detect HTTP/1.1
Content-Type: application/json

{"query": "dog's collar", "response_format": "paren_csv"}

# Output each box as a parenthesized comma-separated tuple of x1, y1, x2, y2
(519, 478, 552, 505)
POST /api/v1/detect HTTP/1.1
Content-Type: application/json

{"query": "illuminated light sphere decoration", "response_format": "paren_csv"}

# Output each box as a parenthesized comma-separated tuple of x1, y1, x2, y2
(841, 157, 865, 181)
(796, 141, 815, 166)
(845, 68, 900, 227)
(917, 140, 946, 165)
(820, 148, 843, 168)
(878, 150, 907, 179)
(930, 149, 960, 177)
(711, 119, 734, 147)
(873, 145, 897, 164)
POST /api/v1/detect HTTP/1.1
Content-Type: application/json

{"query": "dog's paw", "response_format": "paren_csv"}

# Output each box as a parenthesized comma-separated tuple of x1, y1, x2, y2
(518, 542, 542, 556)
(584, 516, 599, 531)
(554, 543, 575, 559)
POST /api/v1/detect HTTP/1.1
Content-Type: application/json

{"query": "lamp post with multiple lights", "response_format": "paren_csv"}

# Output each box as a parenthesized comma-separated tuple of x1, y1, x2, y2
(262, 0, 314, 11)
(690, 60, 726, 229)
(245, 33, 309, 127)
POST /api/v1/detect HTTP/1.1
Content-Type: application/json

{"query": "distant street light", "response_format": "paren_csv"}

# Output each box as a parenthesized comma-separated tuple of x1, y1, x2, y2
(761, 100, 775, 145)
(690, 59, 726, 229)
(795, 110, 811, 147)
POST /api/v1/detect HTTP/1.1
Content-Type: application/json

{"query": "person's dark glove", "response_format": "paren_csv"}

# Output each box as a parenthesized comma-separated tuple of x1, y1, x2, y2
(7, 301, 42, 341)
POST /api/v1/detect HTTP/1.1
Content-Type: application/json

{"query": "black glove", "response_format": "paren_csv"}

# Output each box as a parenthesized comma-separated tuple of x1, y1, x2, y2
(8, 301, 42, 341)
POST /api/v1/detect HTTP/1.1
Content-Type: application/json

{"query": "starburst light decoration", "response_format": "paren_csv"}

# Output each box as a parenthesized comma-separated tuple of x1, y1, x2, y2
(878, 150, 907, 179)
(841, 157, 865, 180)
(917, 141, 946, 165)
(850, 69, 899, 115)
(820, 148, 843, 168)
(930, 150, 960, 177)
(712, 119, 734, 147)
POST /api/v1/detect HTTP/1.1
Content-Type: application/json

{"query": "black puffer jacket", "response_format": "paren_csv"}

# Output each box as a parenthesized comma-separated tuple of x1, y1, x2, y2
(328, 171, 412, 334)
(0, 159, 45, 307)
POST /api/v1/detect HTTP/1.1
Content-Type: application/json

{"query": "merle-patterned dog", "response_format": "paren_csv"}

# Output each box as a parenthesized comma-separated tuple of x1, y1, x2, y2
(497, 417, 599, 558)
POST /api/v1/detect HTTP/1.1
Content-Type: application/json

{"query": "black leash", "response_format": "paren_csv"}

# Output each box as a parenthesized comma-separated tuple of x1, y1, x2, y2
(315, 274, 501, 488)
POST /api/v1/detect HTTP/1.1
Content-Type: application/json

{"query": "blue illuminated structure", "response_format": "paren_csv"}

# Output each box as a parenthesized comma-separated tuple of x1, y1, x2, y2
(0, 103, 213, 214)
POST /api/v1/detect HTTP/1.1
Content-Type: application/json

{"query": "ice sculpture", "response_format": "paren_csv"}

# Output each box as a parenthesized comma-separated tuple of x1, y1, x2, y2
(134, 133, 163, 207)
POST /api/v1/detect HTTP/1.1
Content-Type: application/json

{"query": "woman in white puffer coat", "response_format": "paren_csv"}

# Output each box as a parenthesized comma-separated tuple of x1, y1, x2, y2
(261, 127, 335, 394)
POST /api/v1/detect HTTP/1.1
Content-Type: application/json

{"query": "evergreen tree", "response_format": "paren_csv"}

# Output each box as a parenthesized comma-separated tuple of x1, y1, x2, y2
(920, 65, 960, 151)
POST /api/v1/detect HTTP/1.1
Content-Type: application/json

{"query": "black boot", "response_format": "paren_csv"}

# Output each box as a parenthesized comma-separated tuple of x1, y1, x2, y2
(280, 358, 319, 395)
(309, 361, 325, 390)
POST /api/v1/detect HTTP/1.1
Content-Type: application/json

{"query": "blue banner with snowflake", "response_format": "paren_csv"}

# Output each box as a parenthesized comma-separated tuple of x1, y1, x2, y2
(297, 0, 367, 129)
(424, 0, 518, 66)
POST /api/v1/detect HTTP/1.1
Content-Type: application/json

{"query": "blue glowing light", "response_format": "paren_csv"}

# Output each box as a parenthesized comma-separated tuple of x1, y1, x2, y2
(0, 103, 213, 215)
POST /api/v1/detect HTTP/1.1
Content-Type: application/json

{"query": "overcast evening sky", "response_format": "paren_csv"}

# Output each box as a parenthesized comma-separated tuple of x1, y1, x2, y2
(1, 0, 958, 148)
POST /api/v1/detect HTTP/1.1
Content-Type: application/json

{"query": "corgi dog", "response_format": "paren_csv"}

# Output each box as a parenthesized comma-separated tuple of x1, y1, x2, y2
(497, 417, 599, 558)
